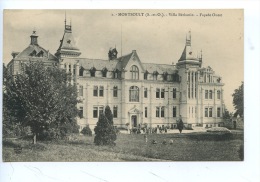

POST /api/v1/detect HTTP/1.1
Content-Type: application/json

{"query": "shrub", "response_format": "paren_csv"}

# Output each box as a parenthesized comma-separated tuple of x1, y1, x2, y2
(94, 106, 117, 146)
(81, 125, 92, 136)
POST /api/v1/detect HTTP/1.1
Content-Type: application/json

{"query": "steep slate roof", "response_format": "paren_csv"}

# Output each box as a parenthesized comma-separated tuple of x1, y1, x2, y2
(57, 31, 80, 51)
(178, 45, 198, 61)
(116, 52, 133, 69)
(79, 59, 121, 71)
(143, 63, 177, 74)
(78, 51, 176, 74)
(15, 44, 57, 61)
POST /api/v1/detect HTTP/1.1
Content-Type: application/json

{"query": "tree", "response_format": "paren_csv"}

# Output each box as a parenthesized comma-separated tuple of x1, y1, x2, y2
(223, 109, 233, 120)
(4, 61, 78, 143)
(94, 106, 117, 145)
(232, 82, 244, 117)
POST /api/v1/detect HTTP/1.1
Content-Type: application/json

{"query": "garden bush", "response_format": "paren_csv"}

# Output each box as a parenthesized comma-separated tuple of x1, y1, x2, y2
(94, 106, 117, 146)
(81, 125, 92, 136)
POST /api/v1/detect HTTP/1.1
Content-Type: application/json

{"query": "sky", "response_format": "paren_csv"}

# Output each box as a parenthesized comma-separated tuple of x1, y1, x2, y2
(3, 9, 244, 112)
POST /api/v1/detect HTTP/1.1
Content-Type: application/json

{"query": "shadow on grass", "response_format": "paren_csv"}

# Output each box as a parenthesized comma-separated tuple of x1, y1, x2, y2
(187, 132, 243, 141)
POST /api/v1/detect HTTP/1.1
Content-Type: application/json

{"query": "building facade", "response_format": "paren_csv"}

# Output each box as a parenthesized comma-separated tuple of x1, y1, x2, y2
(7, 20, 225, 130)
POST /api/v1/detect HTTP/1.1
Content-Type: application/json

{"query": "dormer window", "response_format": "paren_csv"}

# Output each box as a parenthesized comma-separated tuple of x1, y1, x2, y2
(144, 70, 148, 80)
(173, 73, 179, 82)
(79, 67, 84, 76)
(163, 72, 168, 81)
(102, 68, 108, 77)
(114, 69, 121, 79)
(37, 50, 44, 57)
(153, 71, 158, 80)
(30, 50, 37, 57)
(90, 67, 96, 77)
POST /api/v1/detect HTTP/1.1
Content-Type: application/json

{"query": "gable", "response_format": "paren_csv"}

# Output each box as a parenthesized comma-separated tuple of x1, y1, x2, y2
(124, 51, 145, 72)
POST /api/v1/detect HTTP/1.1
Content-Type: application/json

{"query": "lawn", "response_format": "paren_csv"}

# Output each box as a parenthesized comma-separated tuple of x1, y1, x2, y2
(2, 131, 243, 162)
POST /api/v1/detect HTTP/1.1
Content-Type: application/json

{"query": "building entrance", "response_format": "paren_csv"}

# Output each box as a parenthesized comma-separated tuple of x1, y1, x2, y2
(131, 115, 137, 128)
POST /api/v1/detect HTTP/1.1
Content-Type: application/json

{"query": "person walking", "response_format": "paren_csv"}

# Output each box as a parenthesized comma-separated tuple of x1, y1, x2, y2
(177, 115, 184, 133)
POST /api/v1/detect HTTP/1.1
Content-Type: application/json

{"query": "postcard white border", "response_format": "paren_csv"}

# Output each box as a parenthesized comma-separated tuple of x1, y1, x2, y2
(0, 1, 259, 182)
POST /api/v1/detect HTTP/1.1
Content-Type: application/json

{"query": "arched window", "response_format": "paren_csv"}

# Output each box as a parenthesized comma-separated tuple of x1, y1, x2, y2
(130, 65, 139, 80)
(129, 86, 139, 102)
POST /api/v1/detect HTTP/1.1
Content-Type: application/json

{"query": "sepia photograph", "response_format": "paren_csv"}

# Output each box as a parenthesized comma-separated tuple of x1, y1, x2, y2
(2, 9, 244, 162)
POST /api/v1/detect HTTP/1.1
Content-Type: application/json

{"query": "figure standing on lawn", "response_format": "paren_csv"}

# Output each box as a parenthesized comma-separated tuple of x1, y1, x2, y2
(177, 115, 184, 133)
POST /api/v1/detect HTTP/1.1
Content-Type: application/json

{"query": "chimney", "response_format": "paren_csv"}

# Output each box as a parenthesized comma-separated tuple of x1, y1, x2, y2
(30, 30, 38, 45)
(11, 51, 20, 58)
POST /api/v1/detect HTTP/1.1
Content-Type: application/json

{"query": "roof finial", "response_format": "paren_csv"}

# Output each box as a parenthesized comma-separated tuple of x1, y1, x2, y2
(186, 29, 191, 46)
(65, 11, 67, 26)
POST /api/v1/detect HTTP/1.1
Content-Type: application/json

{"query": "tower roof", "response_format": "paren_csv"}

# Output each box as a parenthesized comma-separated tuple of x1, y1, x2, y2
(177, 31, 202, 67)
(55, 17, 81, 58)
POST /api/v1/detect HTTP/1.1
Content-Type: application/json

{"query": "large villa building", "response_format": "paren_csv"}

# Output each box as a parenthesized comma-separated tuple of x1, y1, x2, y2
(7, 19, 225, 130)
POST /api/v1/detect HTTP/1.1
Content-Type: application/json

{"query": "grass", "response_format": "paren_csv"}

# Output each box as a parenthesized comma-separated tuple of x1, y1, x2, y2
(2, 131, 243, 162)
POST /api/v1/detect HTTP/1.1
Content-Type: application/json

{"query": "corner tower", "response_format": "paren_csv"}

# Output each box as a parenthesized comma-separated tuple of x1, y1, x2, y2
(55, 17, 81, 59)
(177, 31, 202, 126)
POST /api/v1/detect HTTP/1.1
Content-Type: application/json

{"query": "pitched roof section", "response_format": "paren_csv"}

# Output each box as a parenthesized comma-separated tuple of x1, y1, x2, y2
(79, 58, 121, 71)
(77, 50, 177, 75)
(15, 44, 57, 62)
(143, 63, 177, 74)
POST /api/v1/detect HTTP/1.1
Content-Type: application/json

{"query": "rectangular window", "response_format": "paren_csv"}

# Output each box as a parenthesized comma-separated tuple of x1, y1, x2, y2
(217, 90, 221, 99)
(209, 108, 213, 117)
(156, 88, 160, 98)
(113, 106, 118, 118)
(144, 88, 148, 98)
(93, 86, 98, 96)
(113, 86, 118, 97)
(99, 86, 104, 97)
(173, 106, 177, 117)
(205, 108, 208, 117)
(173, 88, 177, 98)
(79, 85, 83, 97)
(217, 107, 221, 117)
(161, 89, 165, 99)
(69, 64, 71, 73)
(73, 65, 76, 75)
(145, 107, 148, 118)
(161, 107, 165, 118)
(156, 107, 160, 117)
(209, 90, 213, 99)
(93, 107, 98, 118)
(99, 107, 104, 116)
(78, 107, 83, 118)
(205, 90, 208, 99)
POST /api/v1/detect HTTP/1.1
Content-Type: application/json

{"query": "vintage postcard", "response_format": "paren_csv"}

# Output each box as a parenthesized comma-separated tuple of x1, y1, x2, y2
(2, 9, 244, 163)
